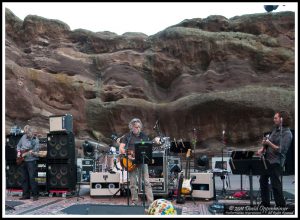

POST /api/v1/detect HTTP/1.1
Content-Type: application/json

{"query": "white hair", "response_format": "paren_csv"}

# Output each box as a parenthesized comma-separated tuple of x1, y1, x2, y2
(128, 118, 143, 130)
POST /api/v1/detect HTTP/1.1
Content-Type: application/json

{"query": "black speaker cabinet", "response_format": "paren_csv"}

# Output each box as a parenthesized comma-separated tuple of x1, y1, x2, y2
(47, 132, 75, 160)
(46, 163, 77, 190)
(49, 114, 73, 133)
(6, 163, 22, 189)
(283, 129, 295, 175)
(5, 134, 23, 161)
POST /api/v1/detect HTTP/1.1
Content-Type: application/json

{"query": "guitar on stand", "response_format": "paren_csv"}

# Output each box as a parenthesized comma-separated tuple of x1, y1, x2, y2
(181, 149, 192, 195)
(176, 148, 195, 204)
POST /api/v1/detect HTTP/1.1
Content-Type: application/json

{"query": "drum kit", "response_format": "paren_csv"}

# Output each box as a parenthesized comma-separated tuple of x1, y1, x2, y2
(152, 136, 171, 152)
(91, 135, 171, 184)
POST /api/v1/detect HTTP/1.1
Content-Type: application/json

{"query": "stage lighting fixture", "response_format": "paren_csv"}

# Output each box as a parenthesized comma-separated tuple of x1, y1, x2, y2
(264, 5, 279, 13)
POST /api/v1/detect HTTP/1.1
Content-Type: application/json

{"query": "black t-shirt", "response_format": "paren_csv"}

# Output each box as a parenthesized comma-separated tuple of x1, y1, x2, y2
(120, 132, 150, 151)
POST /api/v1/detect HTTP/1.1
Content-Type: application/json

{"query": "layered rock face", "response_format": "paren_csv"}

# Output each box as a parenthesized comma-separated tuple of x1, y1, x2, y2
(5, 9, 295, 153)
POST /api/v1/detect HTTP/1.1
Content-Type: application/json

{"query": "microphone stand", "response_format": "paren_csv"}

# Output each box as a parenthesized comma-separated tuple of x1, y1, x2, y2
(141, 152, 150, 208)
(220, 130, 227, 198)
(192, 128, 197, 172)
(208, 131, 226, 214)
(125, 132, 132, 206)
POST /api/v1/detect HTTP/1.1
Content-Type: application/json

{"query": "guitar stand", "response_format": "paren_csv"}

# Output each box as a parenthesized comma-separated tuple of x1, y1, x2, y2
(186, 177, 196, 205)
(111, 167, 127, 199)
(74, 167, 84, 201)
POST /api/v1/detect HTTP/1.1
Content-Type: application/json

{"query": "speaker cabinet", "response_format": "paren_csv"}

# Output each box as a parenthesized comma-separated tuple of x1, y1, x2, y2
(49, 114, 73, 133)
(6, 163, 22, 188)
(283, 129, 295, 175)
(47, 163, 77, 190)
(5, 134, 23, 161)
(90, 172, 120, 196)
(190, 172, 214, 199)
(47, 132, 75, 160)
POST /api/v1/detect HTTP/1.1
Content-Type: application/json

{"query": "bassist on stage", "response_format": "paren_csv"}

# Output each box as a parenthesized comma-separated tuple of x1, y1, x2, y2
(16, 125, 40, 201)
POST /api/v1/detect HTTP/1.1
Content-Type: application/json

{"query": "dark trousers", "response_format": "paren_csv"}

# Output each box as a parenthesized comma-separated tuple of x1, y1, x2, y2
(20, 160, 38, 197)
(259, 163, 285, 207)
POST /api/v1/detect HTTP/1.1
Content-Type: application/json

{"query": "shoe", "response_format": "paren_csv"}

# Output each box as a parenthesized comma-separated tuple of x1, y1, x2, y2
(131, 202, 138, 206)
(108, 169, 116, 174)
(32, 196, 39, 201)
(19, 197, 30, 200)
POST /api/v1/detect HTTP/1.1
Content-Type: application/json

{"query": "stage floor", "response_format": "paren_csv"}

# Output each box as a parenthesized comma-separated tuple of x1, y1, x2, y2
(4, 175, 295, 216)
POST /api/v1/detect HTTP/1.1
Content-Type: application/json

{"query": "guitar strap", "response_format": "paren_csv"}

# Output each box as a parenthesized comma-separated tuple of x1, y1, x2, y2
(125, 132, 133, 151)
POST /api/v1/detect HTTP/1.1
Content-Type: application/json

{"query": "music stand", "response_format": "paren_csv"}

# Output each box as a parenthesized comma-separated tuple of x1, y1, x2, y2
(134, 141, 153, 208)
(229, 152, 270, 206)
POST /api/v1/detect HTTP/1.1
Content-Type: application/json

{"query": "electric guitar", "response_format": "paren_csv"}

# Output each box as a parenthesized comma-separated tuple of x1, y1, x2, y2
(181, 148, 192, 195)
(16, 149, 39, 165)
(119, 150, 137, 172)
(261, 133, 271, 158)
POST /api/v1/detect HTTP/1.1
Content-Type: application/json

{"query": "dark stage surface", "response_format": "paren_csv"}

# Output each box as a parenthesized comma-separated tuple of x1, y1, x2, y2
(4, 175, 295, 216)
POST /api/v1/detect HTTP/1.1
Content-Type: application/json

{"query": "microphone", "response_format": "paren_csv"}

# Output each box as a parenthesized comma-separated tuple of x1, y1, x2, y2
(222, 130, 226, 145)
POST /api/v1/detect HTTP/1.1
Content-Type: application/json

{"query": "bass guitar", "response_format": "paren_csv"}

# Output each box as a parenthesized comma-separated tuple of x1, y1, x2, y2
(16, 149, 39, 165)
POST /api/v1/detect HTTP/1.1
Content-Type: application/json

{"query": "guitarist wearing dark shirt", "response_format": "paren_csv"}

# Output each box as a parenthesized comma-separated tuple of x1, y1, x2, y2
(257, 111, 293, 207)
(119, 118, 154, 206)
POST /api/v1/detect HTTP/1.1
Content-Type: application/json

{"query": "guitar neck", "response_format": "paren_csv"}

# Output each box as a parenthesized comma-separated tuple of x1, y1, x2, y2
(185, 149, 191, 179)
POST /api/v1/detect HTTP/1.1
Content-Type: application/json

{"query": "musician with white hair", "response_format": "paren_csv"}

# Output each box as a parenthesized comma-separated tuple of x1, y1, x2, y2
(16, 125, 40, 201)
(119, 118, 154, 206)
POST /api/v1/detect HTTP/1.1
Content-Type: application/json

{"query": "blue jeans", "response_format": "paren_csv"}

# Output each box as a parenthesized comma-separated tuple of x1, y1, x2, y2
(20, 160, 38, 197)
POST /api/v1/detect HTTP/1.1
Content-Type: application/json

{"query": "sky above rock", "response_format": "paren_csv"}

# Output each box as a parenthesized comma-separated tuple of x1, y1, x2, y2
(3, 2, 297, 36)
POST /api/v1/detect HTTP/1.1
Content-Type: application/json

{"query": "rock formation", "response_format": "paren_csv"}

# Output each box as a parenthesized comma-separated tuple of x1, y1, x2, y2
(5, 8, 295, 154)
